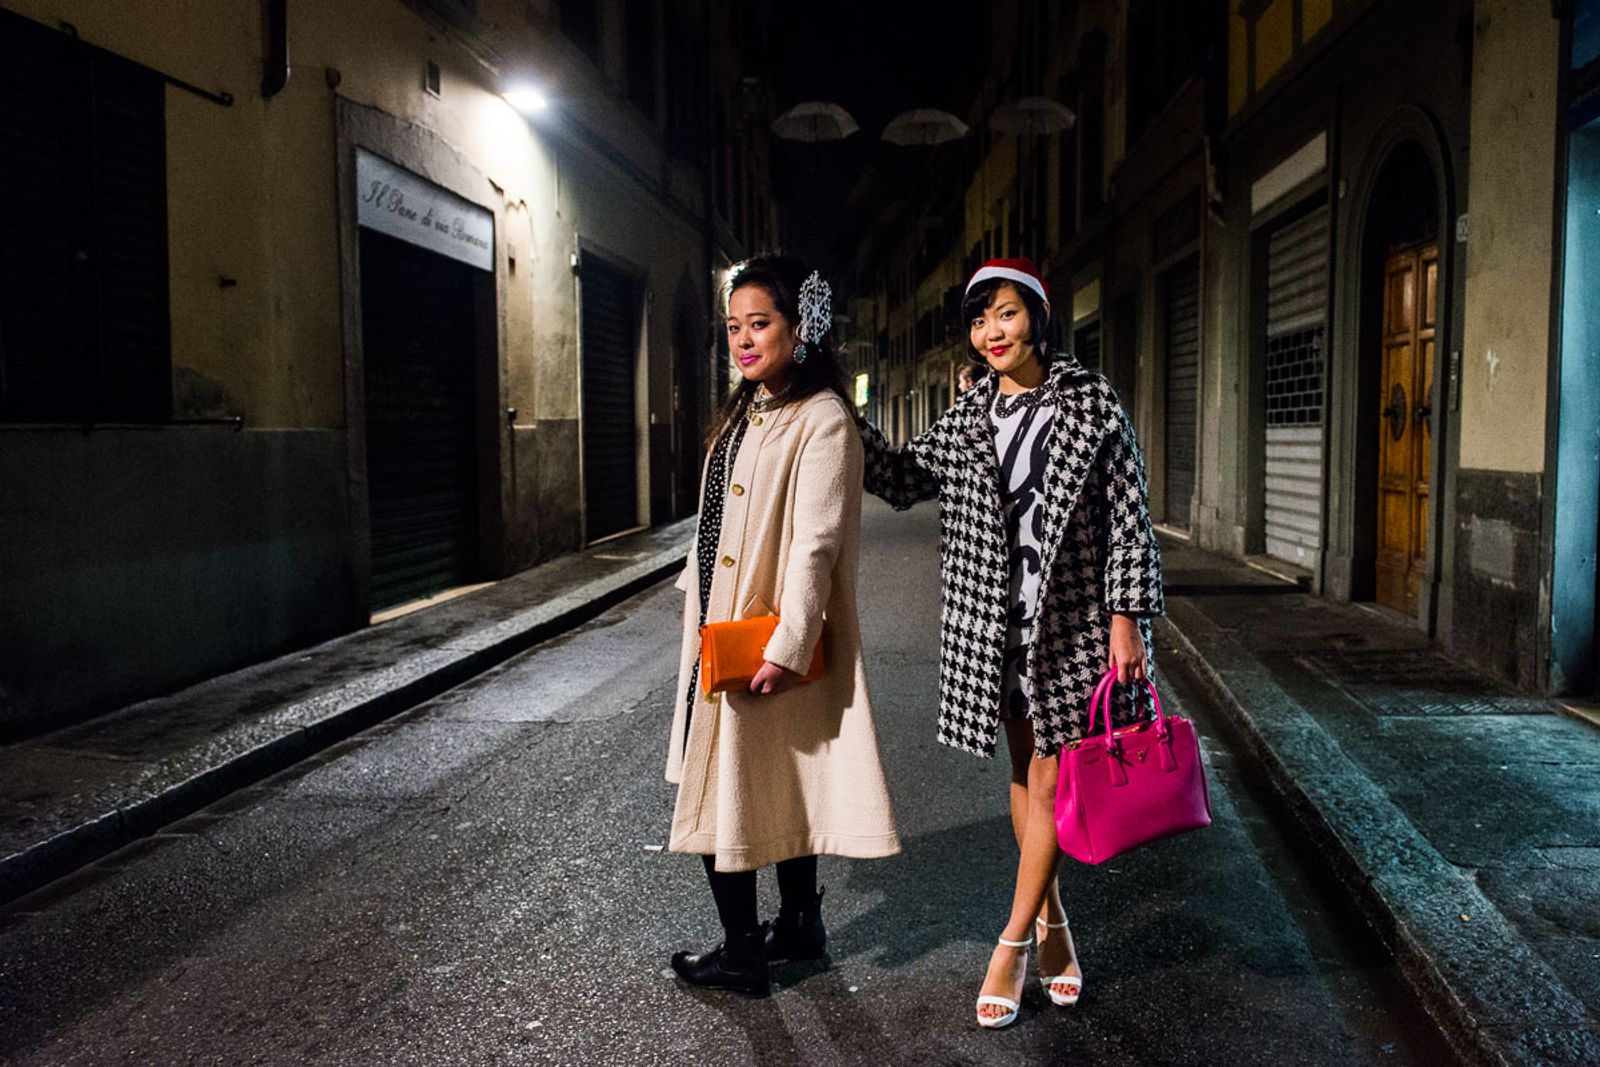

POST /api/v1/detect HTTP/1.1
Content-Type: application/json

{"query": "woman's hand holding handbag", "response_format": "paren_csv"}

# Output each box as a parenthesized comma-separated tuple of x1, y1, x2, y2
(1108, 613, 1147, 682)
(1054, 670, 1212, 864)
(699, 615, 825, 697)
(748, 660, 804, 695)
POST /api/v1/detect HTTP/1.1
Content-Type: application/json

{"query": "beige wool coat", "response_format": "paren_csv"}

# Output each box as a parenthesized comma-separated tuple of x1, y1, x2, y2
(665, 389, 901, 873)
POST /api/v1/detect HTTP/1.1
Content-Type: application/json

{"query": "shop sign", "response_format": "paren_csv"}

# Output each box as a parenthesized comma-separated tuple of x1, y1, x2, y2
(356, 149, 493, 272)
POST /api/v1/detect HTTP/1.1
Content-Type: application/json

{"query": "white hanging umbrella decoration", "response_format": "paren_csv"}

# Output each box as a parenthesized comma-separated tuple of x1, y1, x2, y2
(771, 101, 860, 142)
(988, 97, 1077, 137)
(881, 108, 970, 146)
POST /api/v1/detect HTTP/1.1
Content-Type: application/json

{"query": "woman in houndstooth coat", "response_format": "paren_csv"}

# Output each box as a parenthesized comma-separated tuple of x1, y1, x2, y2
(858, 258, 1163, 1029)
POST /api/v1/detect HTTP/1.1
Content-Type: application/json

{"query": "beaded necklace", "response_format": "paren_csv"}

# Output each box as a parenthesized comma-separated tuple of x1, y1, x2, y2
(992, 384, 1049, 418)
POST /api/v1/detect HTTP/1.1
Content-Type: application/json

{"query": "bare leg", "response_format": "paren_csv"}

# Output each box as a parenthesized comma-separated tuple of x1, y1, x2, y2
(1005, 741, 1064, 941)
(1017, 739, 1078, 999)
(1004, 716, 1032, 848)
(977, 719, 1080, 1020)
(1006, 722, 1067, 926)
(977, 720, 1049, 1020)
(1033, 811, 1081, 1002)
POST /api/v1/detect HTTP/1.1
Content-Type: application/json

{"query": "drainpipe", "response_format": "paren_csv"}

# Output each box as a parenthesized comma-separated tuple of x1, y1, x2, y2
(262, 0, 289, 99)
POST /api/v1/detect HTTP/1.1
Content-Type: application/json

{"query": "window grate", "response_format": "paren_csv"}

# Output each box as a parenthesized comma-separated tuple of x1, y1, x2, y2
(1265, 328, 1325, 427)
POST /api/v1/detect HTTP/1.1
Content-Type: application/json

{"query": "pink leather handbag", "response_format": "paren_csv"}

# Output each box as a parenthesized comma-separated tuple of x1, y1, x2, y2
(1054, 670, 1212, 864)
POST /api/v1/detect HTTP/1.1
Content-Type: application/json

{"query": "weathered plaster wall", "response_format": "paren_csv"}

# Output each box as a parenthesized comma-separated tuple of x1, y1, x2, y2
(1457, 0, 1560, 474)
(0, 0, 710, 734)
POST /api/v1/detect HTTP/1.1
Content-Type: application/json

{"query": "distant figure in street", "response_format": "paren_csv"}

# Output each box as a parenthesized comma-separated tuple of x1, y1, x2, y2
(957, 362, 986, 394)
(856, 258, 1163, 1029)
(664, 254, 900, 997)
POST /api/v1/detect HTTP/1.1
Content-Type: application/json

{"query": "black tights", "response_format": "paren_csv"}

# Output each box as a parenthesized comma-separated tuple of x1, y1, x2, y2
(702, 854, 818, 937)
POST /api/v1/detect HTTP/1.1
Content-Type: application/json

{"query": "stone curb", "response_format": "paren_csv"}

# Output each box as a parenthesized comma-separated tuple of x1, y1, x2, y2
(1158, 605, 1600, 1067)
(0, 544, 689, 908)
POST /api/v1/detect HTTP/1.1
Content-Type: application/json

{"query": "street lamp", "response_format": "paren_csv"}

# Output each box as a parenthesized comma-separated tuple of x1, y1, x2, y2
(502, 85, 548, 115)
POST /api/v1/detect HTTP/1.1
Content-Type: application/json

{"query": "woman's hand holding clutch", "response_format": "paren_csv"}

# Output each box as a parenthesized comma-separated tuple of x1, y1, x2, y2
(749, 660, 804, 696)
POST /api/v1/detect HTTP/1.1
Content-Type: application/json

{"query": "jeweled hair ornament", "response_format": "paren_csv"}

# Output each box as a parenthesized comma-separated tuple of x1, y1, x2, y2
(794, 270, 832, 364)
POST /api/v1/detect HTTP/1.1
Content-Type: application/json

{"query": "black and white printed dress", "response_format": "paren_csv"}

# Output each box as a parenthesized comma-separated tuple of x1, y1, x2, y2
(991, 386, 1055, 722)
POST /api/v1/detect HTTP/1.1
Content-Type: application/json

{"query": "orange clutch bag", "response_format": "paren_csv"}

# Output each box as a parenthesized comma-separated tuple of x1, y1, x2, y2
(698, 615, 825, 695)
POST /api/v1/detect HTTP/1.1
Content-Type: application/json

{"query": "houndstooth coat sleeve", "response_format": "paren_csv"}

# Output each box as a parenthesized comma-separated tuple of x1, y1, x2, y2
(1099, 403, 1164, 617)
(856, 359, 1164, 758)
(856, 418, 941, 509)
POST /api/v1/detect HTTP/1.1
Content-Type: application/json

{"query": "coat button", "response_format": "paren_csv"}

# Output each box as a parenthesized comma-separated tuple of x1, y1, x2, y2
(730, 484, 745, 496)
(751, 415, 764, 426)
(721, 555, 735, 567)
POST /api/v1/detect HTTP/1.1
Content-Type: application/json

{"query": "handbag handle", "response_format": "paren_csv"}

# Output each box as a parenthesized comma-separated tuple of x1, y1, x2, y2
(1087, 669, 1167, 748)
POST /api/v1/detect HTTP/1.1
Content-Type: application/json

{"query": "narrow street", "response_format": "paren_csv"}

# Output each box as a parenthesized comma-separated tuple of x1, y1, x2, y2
(0, 501, 1456, 1066)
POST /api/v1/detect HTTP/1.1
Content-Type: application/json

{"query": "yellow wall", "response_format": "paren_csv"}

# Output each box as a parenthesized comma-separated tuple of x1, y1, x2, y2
(1255, 0, 1294, 89)
(1303, 0, 1334, 39)
(5, 0, 708, 457)
(1228, 9, 1250, 116)
(1458, 0, 1560, 473)
(4, 0, 540, 428)
(965, 138, 1017, 253)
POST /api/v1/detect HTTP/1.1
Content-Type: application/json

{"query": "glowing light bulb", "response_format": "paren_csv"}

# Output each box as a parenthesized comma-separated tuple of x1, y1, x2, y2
(503, 86, 548, 115)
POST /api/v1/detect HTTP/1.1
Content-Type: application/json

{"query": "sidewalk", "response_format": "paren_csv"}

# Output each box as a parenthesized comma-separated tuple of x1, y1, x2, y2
(0, 519, 695, 907)
(1158, 536, 1600, 1067)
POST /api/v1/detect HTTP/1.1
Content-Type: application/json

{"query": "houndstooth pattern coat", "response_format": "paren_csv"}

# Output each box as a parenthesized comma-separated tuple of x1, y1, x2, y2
(859, 356, 1164, 758)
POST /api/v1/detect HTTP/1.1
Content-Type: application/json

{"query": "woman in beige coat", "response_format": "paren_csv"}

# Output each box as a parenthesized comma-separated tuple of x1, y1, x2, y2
(666, 254, 899, 998)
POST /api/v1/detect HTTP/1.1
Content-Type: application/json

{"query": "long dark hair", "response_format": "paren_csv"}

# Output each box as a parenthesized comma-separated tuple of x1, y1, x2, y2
(705, 253, 849, 449)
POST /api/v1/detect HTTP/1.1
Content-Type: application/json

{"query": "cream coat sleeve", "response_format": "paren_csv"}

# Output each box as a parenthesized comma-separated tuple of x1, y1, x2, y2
(763, 406, 859, 674)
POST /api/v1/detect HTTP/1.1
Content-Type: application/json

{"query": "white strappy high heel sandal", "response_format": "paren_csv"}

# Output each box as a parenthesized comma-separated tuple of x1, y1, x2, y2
(975, 935, 1032, 1030)
(1036, 917, 1083, 1007)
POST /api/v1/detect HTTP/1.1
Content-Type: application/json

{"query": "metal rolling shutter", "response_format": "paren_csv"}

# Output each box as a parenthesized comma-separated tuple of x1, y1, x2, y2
(581, 254, 639, 541)
(361, 229, 479, 610)
(1163, 258, 1199, 529)
(1264, 206, 1329, 568)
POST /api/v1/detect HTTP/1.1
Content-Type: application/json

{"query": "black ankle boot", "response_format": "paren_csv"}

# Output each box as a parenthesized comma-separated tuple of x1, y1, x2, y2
(671, 927, 770, 997)
(765, 887, 826, 962)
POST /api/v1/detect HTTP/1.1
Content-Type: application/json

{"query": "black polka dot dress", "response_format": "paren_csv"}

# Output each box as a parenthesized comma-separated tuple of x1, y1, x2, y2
(684, 415, 749, 724)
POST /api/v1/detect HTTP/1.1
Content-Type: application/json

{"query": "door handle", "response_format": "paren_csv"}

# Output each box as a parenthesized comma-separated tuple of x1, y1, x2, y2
(1382, 383, 1407, 440)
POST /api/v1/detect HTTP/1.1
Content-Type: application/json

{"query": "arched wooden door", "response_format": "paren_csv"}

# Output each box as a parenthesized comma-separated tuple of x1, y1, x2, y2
(1375, 242, 1437, 614)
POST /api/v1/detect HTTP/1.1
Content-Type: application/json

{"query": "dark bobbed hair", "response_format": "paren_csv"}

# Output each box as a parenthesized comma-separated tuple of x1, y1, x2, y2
(706, 253, 849, 449)
(960, 277, 1058, 363)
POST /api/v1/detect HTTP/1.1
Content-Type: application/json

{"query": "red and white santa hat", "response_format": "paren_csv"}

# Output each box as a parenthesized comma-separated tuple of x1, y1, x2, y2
(965, 257, 1050, 306)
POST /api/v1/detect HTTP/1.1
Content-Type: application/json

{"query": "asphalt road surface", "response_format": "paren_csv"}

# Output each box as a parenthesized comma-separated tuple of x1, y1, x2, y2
(0, 500, 1457, 1066)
